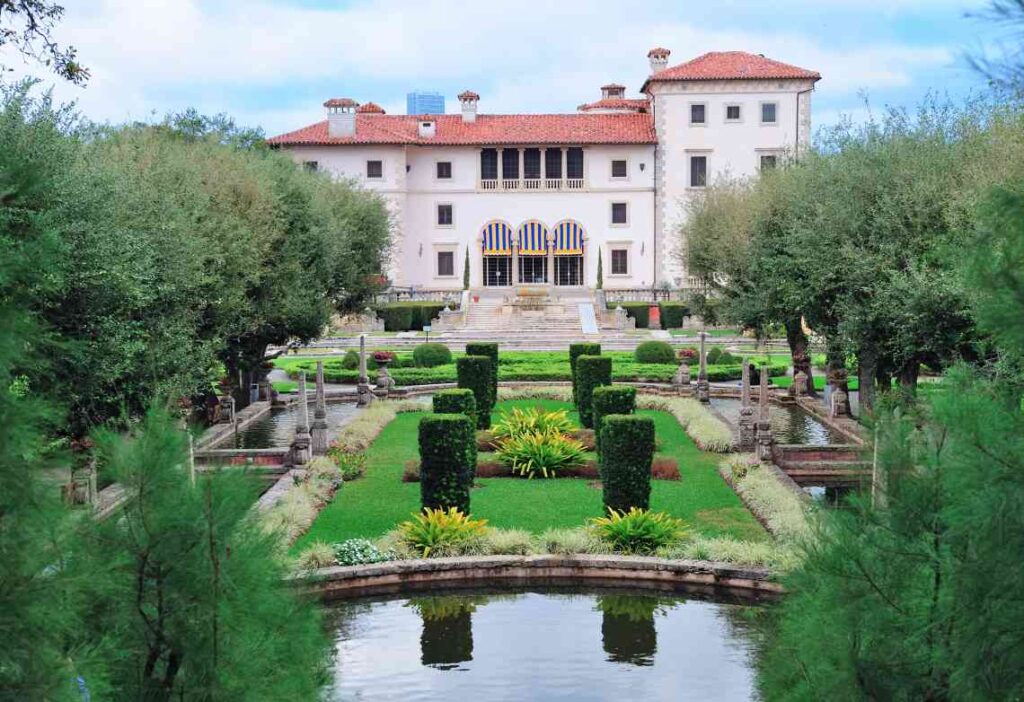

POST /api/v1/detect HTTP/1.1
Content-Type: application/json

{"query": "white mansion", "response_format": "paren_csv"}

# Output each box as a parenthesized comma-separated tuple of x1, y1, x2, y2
(269, 49, 819, 291)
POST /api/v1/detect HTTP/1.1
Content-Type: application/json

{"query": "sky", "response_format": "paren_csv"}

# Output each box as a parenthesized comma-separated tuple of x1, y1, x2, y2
(5, 0, 1014, 139)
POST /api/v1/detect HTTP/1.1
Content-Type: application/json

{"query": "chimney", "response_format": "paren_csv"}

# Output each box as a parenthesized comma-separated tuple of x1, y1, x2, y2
(324, 98, 358, 137)
(647, 47, 670, 73)
(418, 118, 436, 138)
(458, 90, 479, 123)
(601, 83, 626, 100)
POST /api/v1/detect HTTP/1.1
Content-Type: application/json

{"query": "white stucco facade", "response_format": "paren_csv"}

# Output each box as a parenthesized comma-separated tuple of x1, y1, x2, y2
(270, 51, 819, 291)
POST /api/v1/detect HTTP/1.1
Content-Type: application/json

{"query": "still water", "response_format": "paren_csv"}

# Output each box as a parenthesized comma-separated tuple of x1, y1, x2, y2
(711, 397, 847, 445)
(216, 402, 358, 449)
(324, 588, 762, 701)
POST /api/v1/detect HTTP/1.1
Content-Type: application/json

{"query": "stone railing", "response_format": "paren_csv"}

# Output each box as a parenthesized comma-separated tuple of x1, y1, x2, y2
(477, 178, 588, 192)
(375, 288, 462, 305)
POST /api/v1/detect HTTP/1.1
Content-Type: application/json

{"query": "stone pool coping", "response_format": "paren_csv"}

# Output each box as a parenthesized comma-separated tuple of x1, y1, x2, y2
(295, 554, 782, 600)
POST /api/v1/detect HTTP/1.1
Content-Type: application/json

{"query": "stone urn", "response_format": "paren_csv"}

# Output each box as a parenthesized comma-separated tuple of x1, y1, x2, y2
(373, 354, 396, 393)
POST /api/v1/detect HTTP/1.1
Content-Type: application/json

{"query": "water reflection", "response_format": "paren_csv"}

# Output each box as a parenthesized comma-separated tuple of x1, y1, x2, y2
(215, 401, 357, 449)
(324, 588, 761, 701)
(711, 397, 847, 445)
(803, 485, 858, 508)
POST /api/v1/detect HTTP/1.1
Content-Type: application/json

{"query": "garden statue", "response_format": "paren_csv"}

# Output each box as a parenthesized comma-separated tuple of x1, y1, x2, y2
(291, 372, 312, 465)
(756, 366, 774, 462)
(791, 370, 810, 397)
(311, 361, 329, 455)
(739, 360, 756, 449)
(357, 334, 374, 406)
(831, 385, 850, 419)
(672, 362, 690, 391)
(697, 331, 710, 403)
(373, 351, 396, 398)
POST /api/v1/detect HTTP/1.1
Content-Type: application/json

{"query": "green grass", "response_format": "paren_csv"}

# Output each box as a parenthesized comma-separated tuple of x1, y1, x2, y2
(271, 380, 297, 393)
(669, 328, 742, 337)
(295, 398, 766, 551)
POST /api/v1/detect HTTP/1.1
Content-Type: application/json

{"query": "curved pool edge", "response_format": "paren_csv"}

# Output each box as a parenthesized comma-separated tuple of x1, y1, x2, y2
(295, 554, 783, 601)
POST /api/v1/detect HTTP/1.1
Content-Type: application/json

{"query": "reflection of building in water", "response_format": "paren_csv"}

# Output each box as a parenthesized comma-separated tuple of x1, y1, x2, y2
(598, 594, 669, 667)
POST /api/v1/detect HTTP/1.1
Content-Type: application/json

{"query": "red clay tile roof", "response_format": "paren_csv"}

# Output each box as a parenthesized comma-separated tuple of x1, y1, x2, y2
(577, 98, 649, 112)
(356, 102, 385, 114)
(644, 51, 820, 88)
(323, 97, 358, 108)
(267, 112, 656, 146)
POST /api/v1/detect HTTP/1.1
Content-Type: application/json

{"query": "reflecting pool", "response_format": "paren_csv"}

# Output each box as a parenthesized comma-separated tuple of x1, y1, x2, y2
(711, 397, 848, 445)
(216, 402, 357, 449)
(324, 588, 762, 701)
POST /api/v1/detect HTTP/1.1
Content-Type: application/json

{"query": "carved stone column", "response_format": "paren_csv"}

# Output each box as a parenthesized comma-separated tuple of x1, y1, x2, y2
(511, 241, 519, 286)
(738, 360, 756, 450)
(696, 331, 710, 403)
(357, 334, 374, 407)
(311, 360, 329, 455)
(291, 372, 312, 465)
(756, 367, 774, 463)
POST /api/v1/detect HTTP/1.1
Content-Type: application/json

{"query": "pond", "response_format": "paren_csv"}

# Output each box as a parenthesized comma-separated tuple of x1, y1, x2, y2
(711, 397, 848, 445)
(803, 485, 859, 507)
(324, 587, 762, 701)
(215, 401, 358, 449)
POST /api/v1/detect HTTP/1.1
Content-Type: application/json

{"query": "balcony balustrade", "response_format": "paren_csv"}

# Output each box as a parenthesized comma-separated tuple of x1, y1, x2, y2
(479, 177, 586, 192)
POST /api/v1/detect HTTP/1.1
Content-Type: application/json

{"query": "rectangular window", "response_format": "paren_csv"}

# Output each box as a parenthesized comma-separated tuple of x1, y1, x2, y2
(501, 148, 520, 179)
(545, 148, 562, 179)
(611, 159, 628, 179)
(566, 147, 584, 179)
(436, 161, 452, 179)
(366, 160, 383, 179)
(760, 154, 778, 170)
(524, 148, 541, 179)
(437, 251, 455, 277)
(690, 155, 707, 187)
(690, 103, 706, 125)
(611, 202, 628, 225)
(303, 161, 318, 172)
(725, 105, 741, 121)
(761, 102, 778, 124)
(437, 203, 453, 226)
(480, 149, 498, 179)
(611, 249, 628, 275)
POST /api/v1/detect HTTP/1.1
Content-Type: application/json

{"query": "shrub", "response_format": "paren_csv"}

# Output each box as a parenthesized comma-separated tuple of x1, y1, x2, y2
(589, 507, 687, 555)
(378, 302, 445, 331)
(600, 414, 655, 511)
(295, 541, 336, 570)
(658, 301, 689, 329)
(419, 414, 476, 513)
(721, 456, 812, 544)
(482, 528, 536, 555)
(324, 447, 365, 481)
(495, 430, 587, 478)
(634, 340, 676, 364)
(661, 536, 800, 570)
(432, 388, 476, 427)
(651, 456, 681, 480)
(413, 342, 452, 368)
(706, 346, 724, 364)
(397, 507, 488, 557)
(608, 301, 650, 328)
(540, 527, 610, 555)
(465, 342, 499, 399)
(592, 385, 636, 454)
(341, 349, 360, 370)
(456, 355, 493, 429)
(576, 355, 612, 428)
(678, 347, 697, 361)
(492, 407, 574, 442)
(569, 342, 601, 403)
(332, 538, 396, 566)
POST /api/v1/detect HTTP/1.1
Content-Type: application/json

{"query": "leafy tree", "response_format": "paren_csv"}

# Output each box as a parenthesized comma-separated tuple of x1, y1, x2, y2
(0, 0, 88, 83)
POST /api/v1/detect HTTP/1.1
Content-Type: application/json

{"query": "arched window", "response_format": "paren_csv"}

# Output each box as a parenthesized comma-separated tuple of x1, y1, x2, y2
(552, 220, 585, 286)
(516, 220, 549, 284)
(480, 220, 513, 287)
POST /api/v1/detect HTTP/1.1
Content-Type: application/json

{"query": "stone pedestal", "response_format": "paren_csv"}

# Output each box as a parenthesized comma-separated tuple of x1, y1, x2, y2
(375, 359, 395, 398)
(68, 460, 98, 506)
(290, 372, 312, 465)
(830, 387, 849, 418)
(356, 334, 374, 407)
(738, 361, 756, 449)
(672, 363, 691, 393)
(696, 331, 710, 403)
(311, 361, 329, 455)
(756, 365, 773, 462)
(790, 370, 809, 397)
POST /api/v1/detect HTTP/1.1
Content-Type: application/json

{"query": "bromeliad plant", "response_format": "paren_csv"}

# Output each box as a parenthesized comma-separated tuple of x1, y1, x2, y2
(397, 507, 488, 557)
(492, 407, 575, 442)
(495, 429, 587, 478)
(589, 507, 688, 555)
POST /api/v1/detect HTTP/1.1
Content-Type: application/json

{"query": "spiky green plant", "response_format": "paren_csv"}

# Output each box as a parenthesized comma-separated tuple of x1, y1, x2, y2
(492, 407, 575, 442)
(495, 430, 587, 478)
(589, 507, 687, 554)
(397, 507, 488, 557)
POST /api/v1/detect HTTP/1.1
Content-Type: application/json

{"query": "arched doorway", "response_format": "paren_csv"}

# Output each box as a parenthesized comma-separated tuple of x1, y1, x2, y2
(552, 220, 585, 286)
(516, 220, 549, 284)
(481, 220, 513, 287)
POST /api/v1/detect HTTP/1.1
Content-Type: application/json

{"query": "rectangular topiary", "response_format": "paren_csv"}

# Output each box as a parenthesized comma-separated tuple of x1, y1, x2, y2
(592, 385, 636, 454)
(378, 302, 446, 331)
(456, 355, 493, 429)
(464, 342, 499, 399)
(569, 343, 601, 404)
(600, 414, 655, 512)
(432, 388, 477, 427)
(576, 355, 612, 428)
(658, 301, 689, 329)
(418, 414, 477, 513)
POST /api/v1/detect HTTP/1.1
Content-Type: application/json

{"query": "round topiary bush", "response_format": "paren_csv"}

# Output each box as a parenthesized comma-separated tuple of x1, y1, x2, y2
(341, 349, 359, 370)
(634, 340, 676, 364)
(599, 414, 655, 513)
(418, 414, 477, 513)
(576, 355, 612, 428)
(456, 355, 493, 429)
(413, 342, 453, 368)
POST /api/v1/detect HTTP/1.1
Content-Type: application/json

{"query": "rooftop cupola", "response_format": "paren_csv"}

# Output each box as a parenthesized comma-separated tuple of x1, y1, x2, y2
(458, 90, 479, 124)
(324, 98, 358, 137)
(601, 83, 626, 99)
(647, 47, 670, 73)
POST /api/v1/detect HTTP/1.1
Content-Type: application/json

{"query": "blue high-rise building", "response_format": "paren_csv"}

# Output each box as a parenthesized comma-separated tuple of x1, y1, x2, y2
(406, 91, 445, 115)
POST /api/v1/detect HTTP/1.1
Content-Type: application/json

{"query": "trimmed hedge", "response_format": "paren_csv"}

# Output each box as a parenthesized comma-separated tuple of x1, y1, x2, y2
(432, 388, 477, 426)
(607, 301, 651, 328)
(706, 347, 739, 365)
(465, 342, 499, 400)
(456, 355, 493, 429)
(569, 342, 601, 403)
(600, 415, 655, 513)
(378, 302, 446, 332)
(418, 414, 477, 513)
(592, 385, 636, 455)
(413, 343, 452, 368)
(576, 355, 612, 428)
(658, 301, 689, 329)
(634, 340, 675, 364)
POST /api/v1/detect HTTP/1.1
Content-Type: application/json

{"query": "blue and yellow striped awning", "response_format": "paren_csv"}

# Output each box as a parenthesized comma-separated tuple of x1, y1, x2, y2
(517, 221, 549, 255)
(553, 220, 585, 255)
(481, 221, 513, 255)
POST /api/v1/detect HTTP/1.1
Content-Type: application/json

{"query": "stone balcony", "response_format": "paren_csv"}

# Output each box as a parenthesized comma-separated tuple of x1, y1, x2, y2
(479, 177, 586, 192)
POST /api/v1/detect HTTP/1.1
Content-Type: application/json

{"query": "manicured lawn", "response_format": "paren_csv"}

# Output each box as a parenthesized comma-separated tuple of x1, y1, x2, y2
(295, 398, 767, 551)
(669, 328, 743, 337)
